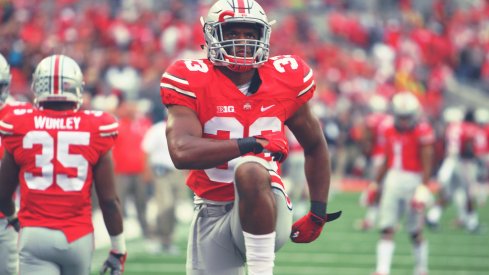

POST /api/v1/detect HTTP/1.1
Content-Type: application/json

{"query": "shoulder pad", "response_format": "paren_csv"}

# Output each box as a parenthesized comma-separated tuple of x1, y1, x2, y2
(160, 59, 213, 99)
(0, 119, 14, 135)
(417, 121, 435, 143)
(82, 110, 119, 137)
(0, 108, 35, 135)
(266, 55, 315, 98)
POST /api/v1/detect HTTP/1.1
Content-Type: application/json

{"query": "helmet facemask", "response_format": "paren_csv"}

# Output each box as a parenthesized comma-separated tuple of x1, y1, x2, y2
(0, 80, 10, 107)
(0, 54, 11, 107)
(394, 113, 419, 132)
(202, 0, 272, 72)
(205, 20, 271, 72)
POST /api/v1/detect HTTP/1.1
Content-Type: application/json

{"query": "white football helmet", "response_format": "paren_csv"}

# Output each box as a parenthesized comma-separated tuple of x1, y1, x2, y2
(32, 55, 84, 109)
(391, 91, 421, 131)
(0, 53, 11, 107)
(475, 108, 489, 125)
(368, 94, 388, 113)
(442, 106, 464, 123)
(202, 0, 272, 72)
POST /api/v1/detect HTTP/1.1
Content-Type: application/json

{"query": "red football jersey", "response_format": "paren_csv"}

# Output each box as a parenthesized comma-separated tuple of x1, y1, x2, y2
(0, 101, 32, 160)
(0, 101, 32, 219)
(482, 124, 489, 155)
(445, 121, 485, 157)
(160, 55, 315, 201)
(0, 108, 118, 242)
(381, 120, 435, 172)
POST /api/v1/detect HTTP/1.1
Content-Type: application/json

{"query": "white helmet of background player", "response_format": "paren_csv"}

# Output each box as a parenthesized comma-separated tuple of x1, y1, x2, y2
(0, 53, 11, 107)
(32, 54, 84, 109)
(202, 0, 272, 72)
(391, 91, 421, 131)
(368, 94, 388, 113)
(475, 108, 489, 125)
(442, 106, 464, 124)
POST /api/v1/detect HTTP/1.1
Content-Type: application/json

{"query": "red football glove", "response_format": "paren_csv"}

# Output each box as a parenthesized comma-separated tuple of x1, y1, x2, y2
(254, 132, 288, 162)
(290, 211, 342, 243)
(359, 182, 379, 207)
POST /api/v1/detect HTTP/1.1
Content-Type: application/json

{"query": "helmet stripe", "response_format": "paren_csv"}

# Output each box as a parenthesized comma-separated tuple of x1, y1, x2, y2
(235, 0, 247, 14)
(53, 55, 61, 95)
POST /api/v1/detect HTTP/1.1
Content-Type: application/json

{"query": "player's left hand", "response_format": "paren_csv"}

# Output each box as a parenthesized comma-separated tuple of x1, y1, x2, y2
(290, 210, 342, 243)
(6, 215, 20, 232)
(360, 181, 379, 206)
(411, 184, 434, 210)
(254, 132, 288, 162)
(100, 250, 127, 275)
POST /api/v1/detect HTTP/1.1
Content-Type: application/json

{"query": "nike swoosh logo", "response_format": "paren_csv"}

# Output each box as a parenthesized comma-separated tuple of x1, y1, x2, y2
(261, 105, 275, 112)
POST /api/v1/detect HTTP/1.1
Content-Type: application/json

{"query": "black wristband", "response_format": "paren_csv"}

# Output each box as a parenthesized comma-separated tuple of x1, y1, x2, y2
(310, 201, 327, 218)
(237, 137, 263, 155)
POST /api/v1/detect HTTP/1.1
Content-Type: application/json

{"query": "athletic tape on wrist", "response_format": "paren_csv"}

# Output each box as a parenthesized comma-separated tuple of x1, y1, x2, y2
(110, 233, 127, 254)
(237, 137, 263, 155)
(310, 201, 327, 218)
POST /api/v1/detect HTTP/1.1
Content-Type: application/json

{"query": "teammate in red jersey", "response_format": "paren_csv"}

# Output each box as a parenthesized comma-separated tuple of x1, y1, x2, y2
(358, 94, 390, 231)
(427, 109, 485, 232)
(372, 92, 435, 275)
(474, 108, 489, 206)
(0, 52, 28, 275)
(160, 0, 340, 274)
(0, 55, 126, 275)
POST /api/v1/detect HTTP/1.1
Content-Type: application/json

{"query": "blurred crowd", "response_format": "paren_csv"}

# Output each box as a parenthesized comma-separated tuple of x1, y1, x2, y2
(1, 0, 489, 178)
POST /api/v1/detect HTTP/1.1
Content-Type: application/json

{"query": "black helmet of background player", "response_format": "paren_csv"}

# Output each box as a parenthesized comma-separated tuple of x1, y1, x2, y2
(202, 0, 272, 72)
(31, 55, 84, 110)
(391, 92, 421, 132)
(463, 108, 475, 123)
(0, 53, 11, 108)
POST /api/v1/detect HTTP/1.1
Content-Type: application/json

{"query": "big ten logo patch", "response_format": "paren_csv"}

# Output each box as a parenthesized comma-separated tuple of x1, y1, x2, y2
(217, 105, 235, 113)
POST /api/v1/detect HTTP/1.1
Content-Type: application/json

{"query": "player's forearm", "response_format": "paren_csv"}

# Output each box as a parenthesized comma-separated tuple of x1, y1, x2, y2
(374, 158, 388, 184)
(169, 135, 242, 169)
(304, 143, 331, 203)
(100, 199, 124, 236)
(0, 199, 15, 217)
(421, 145, 434, 184)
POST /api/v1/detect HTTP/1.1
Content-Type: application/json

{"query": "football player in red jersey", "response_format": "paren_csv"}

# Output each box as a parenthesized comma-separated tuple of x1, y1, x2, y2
(427, 109, 485, 232)
(372, 92, 435, 275)
(0, 52, 25, 275)
(0, 55, 127, 275)
(358, 94, 390, 231)
(474, 108, 489, 205)
(160, 0, 341, 274)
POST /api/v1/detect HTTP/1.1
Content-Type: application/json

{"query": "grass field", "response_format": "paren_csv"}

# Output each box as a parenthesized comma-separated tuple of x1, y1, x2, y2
(91, 192, 489, 275)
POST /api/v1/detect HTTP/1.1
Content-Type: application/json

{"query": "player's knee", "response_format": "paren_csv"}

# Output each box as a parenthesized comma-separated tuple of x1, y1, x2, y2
(410, 231, 423, 243)
(380, 228, 394, 239)
(235, 156, 271, 197)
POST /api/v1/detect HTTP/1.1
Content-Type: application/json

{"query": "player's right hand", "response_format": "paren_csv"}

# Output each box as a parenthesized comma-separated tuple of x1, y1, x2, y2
(361, 182, 379, 206)
(411, 184, 434, 210)
(100, 250, 127, 275)
(254, 132, 288, 162)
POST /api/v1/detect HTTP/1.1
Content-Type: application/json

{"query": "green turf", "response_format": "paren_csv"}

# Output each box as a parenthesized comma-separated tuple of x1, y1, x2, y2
(92, 192, 489, 275)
